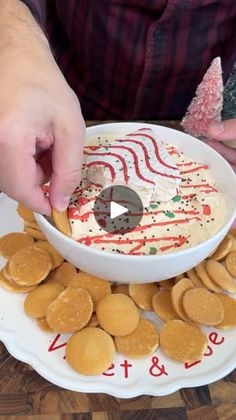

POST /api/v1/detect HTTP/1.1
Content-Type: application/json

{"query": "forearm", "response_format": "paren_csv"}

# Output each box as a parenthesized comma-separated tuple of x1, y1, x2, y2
(0, 0, 50, 65)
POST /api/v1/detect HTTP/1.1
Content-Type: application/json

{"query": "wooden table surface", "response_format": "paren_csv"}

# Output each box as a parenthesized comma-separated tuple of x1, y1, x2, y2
(0, 121, 236, 420)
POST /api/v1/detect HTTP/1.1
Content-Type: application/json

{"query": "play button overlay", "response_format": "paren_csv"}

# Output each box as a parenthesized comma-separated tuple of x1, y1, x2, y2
(110, 202, 128, 219)
(93, 186, 143, 234)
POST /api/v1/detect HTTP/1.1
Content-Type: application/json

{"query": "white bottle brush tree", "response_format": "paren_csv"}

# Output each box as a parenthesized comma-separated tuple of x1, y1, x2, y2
(181, 57, 223, 139)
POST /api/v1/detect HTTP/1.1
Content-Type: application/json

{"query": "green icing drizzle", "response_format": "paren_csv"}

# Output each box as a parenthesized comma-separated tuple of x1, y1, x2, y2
(149, 247, 157, 255)
(172, 195, 181, 202)
(164, 211, 175, 218)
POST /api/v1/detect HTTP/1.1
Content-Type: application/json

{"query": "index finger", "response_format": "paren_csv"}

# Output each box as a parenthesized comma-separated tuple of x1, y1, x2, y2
(49, 115, 85, 211)
(2, 140, 51, 215)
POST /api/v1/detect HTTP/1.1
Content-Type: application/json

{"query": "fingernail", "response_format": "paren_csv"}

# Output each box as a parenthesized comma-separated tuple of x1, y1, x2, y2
(55, 195, 70, 212)
(209, 121, 225, 135)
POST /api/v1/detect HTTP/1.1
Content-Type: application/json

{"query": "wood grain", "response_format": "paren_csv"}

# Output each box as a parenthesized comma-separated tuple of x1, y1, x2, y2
(0, 121, 236, 419)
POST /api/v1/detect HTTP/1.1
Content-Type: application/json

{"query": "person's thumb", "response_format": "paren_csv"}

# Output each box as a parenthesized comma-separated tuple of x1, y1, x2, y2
(49, 117, 86, 211)
(207, 119, 236, 142)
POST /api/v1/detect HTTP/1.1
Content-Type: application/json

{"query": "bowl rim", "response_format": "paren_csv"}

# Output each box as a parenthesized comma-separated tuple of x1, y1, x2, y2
(36, 122, 236, 261)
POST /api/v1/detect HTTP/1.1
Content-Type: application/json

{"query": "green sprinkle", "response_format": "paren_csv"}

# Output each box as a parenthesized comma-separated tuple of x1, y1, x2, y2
(150, 203, 159, 209)
(165, 211, 175, 218)
(149, 247, 157, 255)
(172, 195, 181, 202)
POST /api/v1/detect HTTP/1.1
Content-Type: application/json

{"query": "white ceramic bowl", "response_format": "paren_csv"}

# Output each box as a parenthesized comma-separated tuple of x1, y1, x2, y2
(36, 123, 236, 283)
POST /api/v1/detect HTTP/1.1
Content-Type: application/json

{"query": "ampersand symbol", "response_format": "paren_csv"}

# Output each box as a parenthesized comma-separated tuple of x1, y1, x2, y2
(149, 356, 168, 377)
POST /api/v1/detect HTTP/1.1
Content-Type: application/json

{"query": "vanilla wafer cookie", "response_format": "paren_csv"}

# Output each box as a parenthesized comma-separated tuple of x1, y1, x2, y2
(229, 235, 236, 252)
(225, 251, 236, 277)
(186, 268, 205, 288)
(0, 270, 36, 293)
(129, 283, 159, 310)
(152, 289, 179, 321)
(17, 204, 35, 222)
(36, 317, 54, 333)
(24, 220, 40, 230)
(211, 234, 232, 261)
(182, 287, 224, 325)
(0, 232, 34, 259)
(171, 278, 193, 320)
(24, 226, 47, 241)
(45, 262, 77, 287)
(71, 272, 111, 309)
(66, 327, 115, 376)
(112, 284, 129, 295)
(215, 294, 236, 329)
(96, 293, 139, 336)
(46, 286, 93, 333)
(24, 283, 65, 318)
(160, 320, 207, 363)
(206, 260, 236, 293)
(115, 319, 159, 358)
(157, 278, 175, 291)
(34, 241, 64, 269)
(195, 261, 222, 292)
(8, 246, 52, 286)
(52, 209, 72, 237)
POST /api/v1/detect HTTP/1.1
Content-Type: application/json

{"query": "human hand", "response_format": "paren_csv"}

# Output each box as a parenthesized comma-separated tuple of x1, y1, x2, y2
(0, 1, 85, 216)
(206, 119, 236, 171)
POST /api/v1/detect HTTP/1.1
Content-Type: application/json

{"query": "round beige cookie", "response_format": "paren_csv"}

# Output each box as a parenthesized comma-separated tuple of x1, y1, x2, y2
(230, 228, 236, 238)
(71, 272, 111, 309)
(195, 261, 221, 292)
(171, 278, 194, 320)
(0, 232, 34, 259)
(174, 274, 187, 284)
(186, 268, 205, 288)
(115, 319, 159, 358)
(96, 293, 139, 336)
(24, 220, 40, 230)
(128, 283, 159, 310)
(8, 246, 52, 286)
(46, 262, 77, 287)
(160, 320, 208, 363)
(36, 317, 54, 333)
(87, 313, 100, 327)
(0, 270, 36, 293)
(52, 209, 72, 237)
(211, 234, 232, 261)
(112, 284, 129, 296)
(24, 283, 65, 318)
(225, 251, 236, 277)
(229, 234, 236, 252)
(46, 286, 93, 333)
(34, 241, 64, 269)
(206, 259, 236, 293)
(183, 287, 224, 325)
(66, 327, 115, 376)
(152, 289, 179, 321)
(157, 278, 175, 291)
(24, 226, 47, 241)
(17, 203, 36, 222)
(2, 263, 12, 281)
(215, 294, 236, 329)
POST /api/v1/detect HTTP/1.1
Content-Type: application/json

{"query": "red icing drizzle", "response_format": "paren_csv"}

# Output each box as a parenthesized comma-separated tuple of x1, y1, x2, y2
(117, 138, 181, 180)
(202, 204, 211, 215)
(87, 161, 116, 181)
(84, 150, 129, 183)
(127, 131, 177, 170)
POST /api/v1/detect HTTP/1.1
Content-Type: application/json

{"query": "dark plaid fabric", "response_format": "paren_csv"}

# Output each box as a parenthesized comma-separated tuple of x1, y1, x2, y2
(21, 0, 236, 120)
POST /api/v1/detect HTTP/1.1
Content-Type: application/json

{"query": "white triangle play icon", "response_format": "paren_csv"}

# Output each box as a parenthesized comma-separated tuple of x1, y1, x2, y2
(110, 201, 128, 219)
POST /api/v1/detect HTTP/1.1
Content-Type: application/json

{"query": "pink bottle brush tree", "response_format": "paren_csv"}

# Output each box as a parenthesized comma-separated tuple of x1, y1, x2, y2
(181, 57, 223, 139)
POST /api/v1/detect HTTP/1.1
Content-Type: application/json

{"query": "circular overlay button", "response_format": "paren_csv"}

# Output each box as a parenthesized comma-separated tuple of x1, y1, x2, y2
(93, 186, 143, 234)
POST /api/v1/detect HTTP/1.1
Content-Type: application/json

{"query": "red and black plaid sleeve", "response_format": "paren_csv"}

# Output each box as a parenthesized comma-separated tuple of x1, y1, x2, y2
(19, 0, 45, 25)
